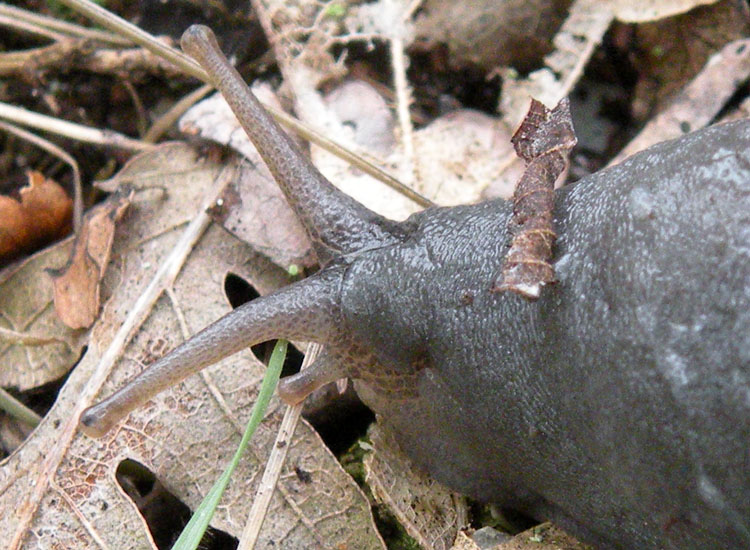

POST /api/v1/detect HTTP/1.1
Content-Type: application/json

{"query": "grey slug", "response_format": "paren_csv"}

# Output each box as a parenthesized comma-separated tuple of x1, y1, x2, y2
(80, 25, 750, 550)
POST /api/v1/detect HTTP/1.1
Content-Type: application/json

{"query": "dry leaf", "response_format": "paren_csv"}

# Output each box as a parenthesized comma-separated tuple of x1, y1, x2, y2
(607, 0, 720, 22)
(364, 424, 468, 550)
(629, 0, 750, 122)
(500, 0, 615, 127)
(319, 88, 519, 212)
(414, 0, 571, 71)
(180, 92, 316, 269)
(0, 238, 87, 391)
(0, 171, 72, 263)
(452, 530, 483, 550)
(451, 528, 513, 550)
(612, 37, 750, 164)
(49, 190, 132, 329)
(497, 523, 592, 550)
(247, 0, 424, 219)
(415, 109, 519, 203)
(324, 80, 396, 155)
(500, 0, 724, 128)
(0, 143, 384, 550)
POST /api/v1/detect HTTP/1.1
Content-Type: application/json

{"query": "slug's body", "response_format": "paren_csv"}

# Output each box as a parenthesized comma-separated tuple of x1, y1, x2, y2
(346, 127, 750, 549)
(81, 26, 750, 550)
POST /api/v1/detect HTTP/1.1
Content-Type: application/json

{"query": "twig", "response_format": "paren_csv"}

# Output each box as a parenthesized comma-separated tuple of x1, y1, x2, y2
(387, 0, 416, 185)
(0, 38, 189, 78)
(0, 14, 68, 41)
(0, 326, 66, 347)
(237, 342, 322, 550)
(494, 98, 577, 299)
(122, 80, 148, 137)
(0, 387, 41, 427)
(54, 0, 433, 207)
(0, 119, 83, 234)
(0, 101, 154, 152)
(55, 0, 207, 79)
(143, 83, 213, 143)
(0, 2, 130, 45)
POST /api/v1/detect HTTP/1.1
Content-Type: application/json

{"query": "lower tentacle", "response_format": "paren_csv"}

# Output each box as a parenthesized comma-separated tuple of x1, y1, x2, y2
(80, 269, 344, 437)
(278, 349, 345, 405)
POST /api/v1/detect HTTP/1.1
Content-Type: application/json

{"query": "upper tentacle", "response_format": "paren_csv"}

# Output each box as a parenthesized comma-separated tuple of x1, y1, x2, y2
(180, 25, 403, 264)
(80, 269, 345, 437)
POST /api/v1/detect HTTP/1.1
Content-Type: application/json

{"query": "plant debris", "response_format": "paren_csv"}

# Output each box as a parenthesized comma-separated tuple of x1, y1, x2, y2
(0, 171, 72, 264)
(493, 98, 577, 300)
(48, 188, 132, 329)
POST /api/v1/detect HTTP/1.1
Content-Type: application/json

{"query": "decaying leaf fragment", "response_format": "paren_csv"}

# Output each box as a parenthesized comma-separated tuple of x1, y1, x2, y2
(364, 424, 468, 550)
(48, 190, 132, 329)
(0, 143, 385, 550)
(494, 98, 576, 299)
(0, 171, 72, 263)
(0, 238, 87, 391)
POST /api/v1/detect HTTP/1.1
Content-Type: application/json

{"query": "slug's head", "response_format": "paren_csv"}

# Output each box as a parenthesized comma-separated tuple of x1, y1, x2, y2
(79, 25, 429, 437)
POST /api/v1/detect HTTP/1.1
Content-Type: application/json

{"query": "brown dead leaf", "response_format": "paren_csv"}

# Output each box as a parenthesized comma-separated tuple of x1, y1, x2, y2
(0, 197, 27, 260)
(325, 80, 397, 155)
(500, 0, 615, 127)
(49, 190, 132, 329)
(414, 0, 571, 72)
(0, 143, 384, 550)
(317, 87, 519, 212)
(452, 527, 513, 550)
(0, 171, 72, 263)
(207, 159, 316, 270)
(182, 84, 498, 227)
(612, 36, 750, 164)
(364, 424, 468, 550)
(0, 238, 88, 391)
(453, 530, 483, 550)
(499, 0, 725, 128)
(630, 0, 750, 123)
(415, 109, 519, 203)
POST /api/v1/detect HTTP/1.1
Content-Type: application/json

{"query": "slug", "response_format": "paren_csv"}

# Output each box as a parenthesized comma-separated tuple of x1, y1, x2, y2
(80, 25, 750, 550)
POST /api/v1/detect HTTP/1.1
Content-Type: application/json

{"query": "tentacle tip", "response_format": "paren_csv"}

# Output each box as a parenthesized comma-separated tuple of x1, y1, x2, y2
(277, 377, 311, 406)
(278, 355, 345, 406)
(180, 24, 218, 56)
(78, 406, 114, 439)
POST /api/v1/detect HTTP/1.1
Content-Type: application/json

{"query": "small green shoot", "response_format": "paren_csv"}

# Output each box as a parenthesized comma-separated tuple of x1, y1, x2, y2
(171, 339, 288, 550)
(324, 3, 347, 18)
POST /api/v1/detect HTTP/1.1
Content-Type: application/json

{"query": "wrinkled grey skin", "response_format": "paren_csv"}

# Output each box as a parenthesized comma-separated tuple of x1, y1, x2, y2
(82, 26, 750, 550)
(345, 122, 750, 550)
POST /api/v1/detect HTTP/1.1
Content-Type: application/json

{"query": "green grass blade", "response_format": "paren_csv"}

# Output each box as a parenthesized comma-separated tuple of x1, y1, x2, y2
(171, 339, 288, 550)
